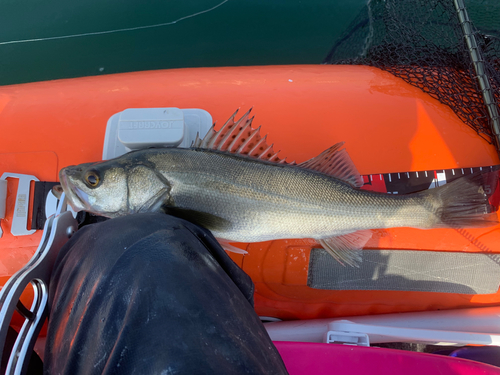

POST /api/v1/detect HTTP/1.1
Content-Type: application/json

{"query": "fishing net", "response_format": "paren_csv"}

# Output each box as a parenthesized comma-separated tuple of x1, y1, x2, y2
(324, 0, 500, 151)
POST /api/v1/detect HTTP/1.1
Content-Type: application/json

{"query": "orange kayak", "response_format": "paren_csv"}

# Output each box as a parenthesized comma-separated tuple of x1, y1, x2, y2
(1, 65, 499, 325)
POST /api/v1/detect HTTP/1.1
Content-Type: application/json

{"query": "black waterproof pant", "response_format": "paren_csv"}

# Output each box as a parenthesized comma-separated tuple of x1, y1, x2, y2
(43, 213, 288, 374)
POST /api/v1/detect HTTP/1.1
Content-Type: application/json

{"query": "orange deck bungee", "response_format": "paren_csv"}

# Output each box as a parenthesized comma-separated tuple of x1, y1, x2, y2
(0, 65, 499, 324)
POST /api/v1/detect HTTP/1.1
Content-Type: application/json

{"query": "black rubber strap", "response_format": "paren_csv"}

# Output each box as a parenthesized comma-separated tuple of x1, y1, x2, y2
(31, 181, 59, 230)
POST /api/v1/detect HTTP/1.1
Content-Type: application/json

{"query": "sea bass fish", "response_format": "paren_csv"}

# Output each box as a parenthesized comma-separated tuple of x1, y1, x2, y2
(58, 110, 498, 266)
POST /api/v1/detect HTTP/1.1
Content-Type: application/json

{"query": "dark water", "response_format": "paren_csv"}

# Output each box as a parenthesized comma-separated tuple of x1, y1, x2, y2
(0, 0, 366, 85)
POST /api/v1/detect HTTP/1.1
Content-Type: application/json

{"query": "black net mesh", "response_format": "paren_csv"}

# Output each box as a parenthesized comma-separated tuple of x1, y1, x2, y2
(324, 0, 500, 149)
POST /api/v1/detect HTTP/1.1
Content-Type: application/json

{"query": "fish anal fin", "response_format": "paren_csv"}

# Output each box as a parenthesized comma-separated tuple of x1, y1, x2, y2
(298, 143, 364, 188)
(317, 230, 372, 267)
(194, 108, 287, 163)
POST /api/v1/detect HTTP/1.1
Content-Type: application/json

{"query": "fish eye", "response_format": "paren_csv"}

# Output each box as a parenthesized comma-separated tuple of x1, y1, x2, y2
(84, 171, 100, 187)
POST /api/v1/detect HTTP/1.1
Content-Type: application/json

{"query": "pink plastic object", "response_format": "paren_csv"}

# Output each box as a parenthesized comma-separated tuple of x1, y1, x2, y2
(274, 341, 500, 375)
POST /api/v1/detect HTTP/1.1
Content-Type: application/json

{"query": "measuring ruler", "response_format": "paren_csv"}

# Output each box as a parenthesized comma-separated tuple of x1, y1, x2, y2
(361, 165, 499, 197)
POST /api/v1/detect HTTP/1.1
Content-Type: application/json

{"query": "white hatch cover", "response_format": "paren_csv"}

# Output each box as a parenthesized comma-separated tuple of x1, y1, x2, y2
(102, 108, 212, 160)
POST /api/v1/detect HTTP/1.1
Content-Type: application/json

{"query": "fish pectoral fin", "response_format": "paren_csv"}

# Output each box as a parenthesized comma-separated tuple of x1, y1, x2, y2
(317, 230, 372, 267)
(162, 207, 232, 232)
(216, 238, 248, 255)
(298, 143, 364, 188)
(135, 188, 170, 213)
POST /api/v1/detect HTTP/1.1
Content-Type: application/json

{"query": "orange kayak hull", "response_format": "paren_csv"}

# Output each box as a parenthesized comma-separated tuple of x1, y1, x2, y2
(0, 65, 498, 322)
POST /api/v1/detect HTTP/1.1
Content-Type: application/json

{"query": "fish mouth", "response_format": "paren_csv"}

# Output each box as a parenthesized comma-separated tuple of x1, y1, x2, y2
(59, 169, 89, 212)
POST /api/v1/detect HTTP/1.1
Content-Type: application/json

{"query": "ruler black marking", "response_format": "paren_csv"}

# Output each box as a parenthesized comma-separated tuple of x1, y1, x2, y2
(362, 165, 500, 195)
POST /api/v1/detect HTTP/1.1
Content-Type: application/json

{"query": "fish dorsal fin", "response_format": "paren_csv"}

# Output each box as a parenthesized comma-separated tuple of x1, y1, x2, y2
(298, 143, 364, 187)
(192, 108, 286, 163)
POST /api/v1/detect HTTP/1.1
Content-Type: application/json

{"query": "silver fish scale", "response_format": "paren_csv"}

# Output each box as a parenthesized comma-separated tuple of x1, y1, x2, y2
(144, 148, 433, 242)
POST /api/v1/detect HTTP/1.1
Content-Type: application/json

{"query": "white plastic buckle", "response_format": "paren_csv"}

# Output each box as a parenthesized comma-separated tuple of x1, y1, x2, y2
(0, 173, 40, 236)
(324, 330, 370, 346)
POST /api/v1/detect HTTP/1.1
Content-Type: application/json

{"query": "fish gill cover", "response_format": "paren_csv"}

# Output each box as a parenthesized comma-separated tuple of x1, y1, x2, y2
(324, 0, 500, 154)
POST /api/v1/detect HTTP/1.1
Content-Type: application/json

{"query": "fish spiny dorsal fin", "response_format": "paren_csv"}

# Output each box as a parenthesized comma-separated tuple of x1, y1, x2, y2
(195, 108, 286, 163)
(298, 142, 364, 187)
(218, 110, 253, 152)
(192, 129, 209, 148)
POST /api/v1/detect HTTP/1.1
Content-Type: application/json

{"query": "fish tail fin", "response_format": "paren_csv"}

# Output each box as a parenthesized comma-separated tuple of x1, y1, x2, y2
(423, 172, 499, 228)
